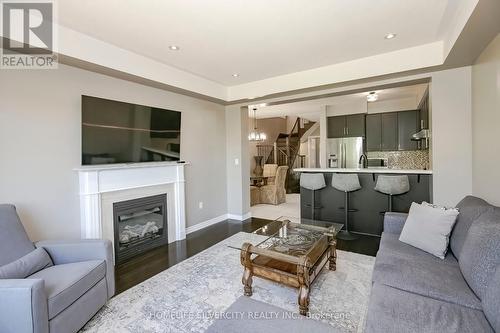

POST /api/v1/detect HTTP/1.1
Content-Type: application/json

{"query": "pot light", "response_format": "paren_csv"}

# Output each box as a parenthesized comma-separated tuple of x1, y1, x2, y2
(169, 45, 180, 51)
(232, 73, 239, 77)
(385, 33, 396, 40)
(367, 92, 379, 102)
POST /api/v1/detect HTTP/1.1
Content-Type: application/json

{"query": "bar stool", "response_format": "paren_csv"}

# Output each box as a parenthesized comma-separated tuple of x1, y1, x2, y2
(374, 175, 410, 212)
(300, 173, 326, 220)
(331, 173, 362, 240)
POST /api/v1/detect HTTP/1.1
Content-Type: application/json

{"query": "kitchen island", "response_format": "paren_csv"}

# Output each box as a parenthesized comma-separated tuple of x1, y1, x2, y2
(294, 168, 432, 236)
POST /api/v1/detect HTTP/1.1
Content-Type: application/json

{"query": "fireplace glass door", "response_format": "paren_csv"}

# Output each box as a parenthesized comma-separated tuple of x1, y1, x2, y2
(113, 194, 168, 263)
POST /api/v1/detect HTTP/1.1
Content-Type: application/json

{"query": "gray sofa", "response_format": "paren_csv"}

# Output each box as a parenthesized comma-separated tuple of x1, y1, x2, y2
(366, 196, 500, 333)
(0, 204, 114, 333)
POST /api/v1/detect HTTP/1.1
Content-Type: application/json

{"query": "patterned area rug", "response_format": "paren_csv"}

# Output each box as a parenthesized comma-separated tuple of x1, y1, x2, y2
(81, 232, 375, 333)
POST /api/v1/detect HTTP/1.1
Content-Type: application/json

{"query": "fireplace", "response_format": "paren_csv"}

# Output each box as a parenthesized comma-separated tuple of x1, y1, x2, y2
(113, 194, 168, 264)
(76, 162, 187, 261)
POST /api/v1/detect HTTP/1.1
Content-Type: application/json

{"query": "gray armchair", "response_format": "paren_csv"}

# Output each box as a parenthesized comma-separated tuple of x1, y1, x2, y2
(0, 204, 114, 333)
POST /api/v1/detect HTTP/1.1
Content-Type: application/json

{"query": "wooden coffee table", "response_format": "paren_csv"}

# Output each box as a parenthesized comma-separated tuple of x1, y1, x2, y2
(239, 217, 343, 315)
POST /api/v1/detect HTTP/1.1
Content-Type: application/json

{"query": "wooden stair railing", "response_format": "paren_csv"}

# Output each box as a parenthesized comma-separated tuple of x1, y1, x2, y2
(256, 117, 314, 193)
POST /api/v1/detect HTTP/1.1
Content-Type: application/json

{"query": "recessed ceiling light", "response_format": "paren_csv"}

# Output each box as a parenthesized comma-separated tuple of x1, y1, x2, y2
(385, 33, 396, 40)
(169, 45, 180, 51)
(367, 92, 379, 102)
(232, 73, 239, 77)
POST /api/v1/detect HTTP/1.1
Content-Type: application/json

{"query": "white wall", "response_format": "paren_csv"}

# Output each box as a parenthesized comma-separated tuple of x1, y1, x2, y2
(367, 97, 420, 114)
(0, 64, 227, 241)
(225, 105, 250, 218)
(471, 33, 500, 206)
(430, 67, 473, 206)
(326, 100, 366, 116)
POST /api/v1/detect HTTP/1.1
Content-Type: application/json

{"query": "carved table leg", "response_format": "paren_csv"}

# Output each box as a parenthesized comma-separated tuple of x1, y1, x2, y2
(298, 285, 310, 316)
(240, 242, 253, 297)
(297, 257, 311, 316)
(329, 239, 337, 271)
(242, 267, 253, 296)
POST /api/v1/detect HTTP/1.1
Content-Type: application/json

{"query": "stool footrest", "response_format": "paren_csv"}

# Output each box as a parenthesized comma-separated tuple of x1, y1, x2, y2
(337, 230, 359, 241)
(380, 210, 403, 215)
(304, 204, 323, 209)
(338, 207, 358, 213)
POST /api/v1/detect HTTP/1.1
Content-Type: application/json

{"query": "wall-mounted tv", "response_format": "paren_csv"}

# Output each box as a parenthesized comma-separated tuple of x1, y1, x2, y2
(81, 95, 181, 165)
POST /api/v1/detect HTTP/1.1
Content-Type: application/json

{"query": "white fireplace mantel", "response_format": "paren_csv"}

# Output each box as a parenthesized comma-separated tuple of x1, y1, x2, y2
(75, 161, 188, 244)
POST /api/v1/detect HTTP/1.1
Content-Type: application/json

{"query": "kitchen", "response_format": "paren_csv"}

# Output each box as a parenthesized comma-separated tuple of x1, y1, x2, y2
(295, 82, 432, 240)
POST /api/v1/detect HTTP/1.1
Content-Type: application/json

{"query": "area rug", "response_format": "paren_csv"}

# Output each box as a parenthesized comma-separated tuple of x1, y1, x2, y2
(81, 232, 375, 333)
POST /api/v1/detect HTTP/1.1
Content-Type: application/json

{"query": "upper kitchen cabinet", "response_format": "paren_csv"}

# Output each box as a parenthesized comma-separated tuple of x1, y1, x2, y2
(366, 113, 398, 151)
(345, 114, 365, 137)
(366, 114, 382, 151)
(398, 110, 419, 150)
(381, 113, 398, 151)
(418, 89, 429, 130)
(367, 111, 418, 151)
(327, 114, 365, 138)
(327, 115, 346, 138)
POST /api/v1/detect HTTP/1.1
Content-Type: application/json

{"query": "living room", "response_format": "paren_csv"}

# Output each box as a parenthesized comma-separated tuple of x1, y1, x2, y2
(1, 1, 499, 333)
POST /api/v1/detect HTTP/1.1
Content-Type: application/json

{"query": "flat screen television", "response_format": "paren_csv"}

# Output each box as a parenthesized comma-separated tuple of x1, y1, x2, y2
(81, 95, 181, 165)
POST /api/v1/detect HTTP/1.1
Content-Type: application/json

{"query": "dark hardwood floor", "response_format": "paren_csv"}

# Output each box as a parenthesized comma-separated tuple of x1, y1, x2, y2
(115, 217, 270, 294)
(337, 234, 381, 257)
(115, 217, 380, 294)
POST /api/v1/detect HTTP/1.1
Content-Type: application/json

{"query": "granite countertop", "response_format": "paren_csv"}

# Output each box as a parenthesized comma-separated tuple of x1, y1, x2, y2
(293, 168, 433, 175)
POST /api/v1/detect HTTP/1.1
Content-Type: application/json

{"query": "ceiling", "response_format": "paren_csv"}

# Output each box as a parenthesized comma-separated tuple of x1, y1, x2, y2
(57, 0, 468, 86)
(2, 0, 491, 101)
(250, 83, 428, 120)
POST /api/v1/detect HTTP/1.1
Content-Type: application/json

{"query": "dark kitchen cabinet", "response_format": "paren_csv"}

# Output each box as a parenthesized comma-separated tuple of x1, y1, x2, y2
(418, 89, 429, 130)
(398, 110, 419, 150)
(327, 116, 345, 138)
(327, 114, 366, 138)
(346, 114, 365, 137)
(367, 113, 398, 152)
(381, 113, 398, 151)
(366, 114, 382, 151)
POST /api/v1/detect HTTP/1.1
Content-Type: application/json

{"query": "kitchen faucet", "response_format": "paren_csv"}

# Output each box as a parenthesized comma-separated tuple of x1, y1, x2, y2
(359, 153, 367, 168)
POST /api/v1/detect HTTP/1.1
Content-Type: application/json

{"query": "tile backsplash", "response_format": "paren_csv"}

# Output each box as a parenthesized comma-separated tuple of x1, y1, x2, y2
(368, 150, 430, 170)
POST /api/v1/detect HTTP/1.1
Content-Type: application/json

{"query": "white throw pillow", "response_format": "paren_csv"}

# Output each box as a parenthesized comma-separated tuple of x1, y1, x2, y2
(399, 202, 459, 259)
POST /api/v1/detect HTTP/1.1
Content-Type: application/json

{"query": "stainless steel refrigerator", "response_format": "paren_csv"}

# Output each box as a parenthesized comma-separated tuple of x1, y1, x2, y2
(327, 137, 364, 168)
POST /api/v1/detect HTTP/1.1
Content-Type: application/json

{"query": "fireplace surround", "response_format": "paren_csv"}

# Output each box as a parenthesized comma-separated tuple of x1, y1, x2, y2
(76, 161, 187, 263)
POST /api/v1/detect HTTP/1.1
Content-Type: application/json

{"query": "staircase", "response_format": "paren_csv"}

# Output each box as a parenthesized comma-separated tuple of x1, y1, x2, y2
(257, 117, 316, 193)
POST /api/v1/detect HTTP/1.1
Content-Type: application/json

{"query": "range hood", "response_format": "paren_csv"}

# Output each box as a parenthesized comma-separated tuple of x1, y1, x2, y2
(411, 129, 430, 140)
(411, 129, 431, 149)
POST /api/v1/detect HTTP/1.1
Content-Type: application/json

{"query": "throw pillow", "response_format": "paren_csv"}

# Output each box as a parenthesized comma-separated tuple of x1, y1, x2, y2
(399, 202, 459, 259)
(0, 247, 53, 279)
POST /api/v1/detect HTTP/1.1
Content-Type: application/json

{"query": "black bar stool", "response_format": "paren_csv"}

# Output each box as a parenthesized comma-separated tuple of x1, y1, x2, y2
(374, 175, 410, 212)
(300, 173, 326, 220)
(331, 173, 362, 240)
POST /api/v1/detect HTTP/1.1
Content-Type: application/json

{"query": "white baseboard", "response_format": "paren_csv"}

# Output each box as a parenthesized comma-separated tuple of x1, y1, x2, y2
(185, 214, 228, 234)
(186, 212, 253, 235)
(227, 212, 252, 221)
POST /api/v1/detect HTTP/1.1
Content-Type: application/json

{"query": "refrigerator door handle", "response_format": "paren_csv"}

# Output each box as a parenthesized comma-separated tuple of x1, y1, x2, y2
(342, 143, 346, 168)
(339, 142, 343, 169)
(344, 143, 347, 168)
(341, 143, 344, 168)
(339, 143, 342, 168)
(341, 143, 343, 168)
